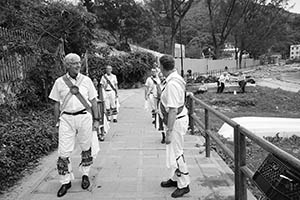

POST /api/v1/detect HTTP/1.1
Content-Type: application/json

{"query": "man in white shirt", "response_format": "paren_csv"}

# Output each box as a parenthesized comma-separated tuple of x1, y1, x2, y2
(157, 72, 166, 143)
(49, 53, 100, 197)
(217, 71, 230, 93)
(100, 65, 118, 122)
(158, 55, 190, 198)
(145, 68, 160, 121)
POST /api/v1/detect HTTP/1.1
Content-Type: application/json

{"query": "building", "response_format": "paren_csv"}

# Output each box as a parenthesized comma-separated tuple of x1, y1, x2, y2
(290, 44, 300, 59)
(222, 43, 237, 58)
(174, 43, 185, 58)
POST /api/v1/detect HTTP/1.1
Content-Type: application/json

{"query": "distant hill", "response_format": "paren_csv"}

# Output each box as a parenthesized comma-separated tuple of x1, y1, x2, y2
(179, 0, 300, 58)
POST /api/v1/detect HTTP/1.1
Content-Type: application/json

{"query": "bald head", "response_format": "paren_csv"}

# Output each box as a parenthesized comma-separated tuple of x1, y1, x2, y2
(64, 53, 81, 67)
(64, 53, 81, 78)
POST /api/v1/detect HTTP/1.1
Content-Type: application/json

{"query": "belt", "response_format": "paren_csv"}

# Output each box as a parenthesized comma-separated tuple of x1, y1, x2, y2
(63, 109, 87, 115)
(106, 89, 112, 91)
(176, 115, 186, 120)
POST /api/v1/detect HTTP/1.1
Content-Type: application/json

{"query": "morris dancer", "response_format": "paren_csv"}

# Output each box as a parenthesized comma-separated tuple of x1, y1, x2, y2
(49, 53, 100, 197)
(156, 72, 166, 144)
(100, 65, 119, 123)
(158, 55, 191, 198)
(93, 78, 110, 141)
(145, 68, 160, 123)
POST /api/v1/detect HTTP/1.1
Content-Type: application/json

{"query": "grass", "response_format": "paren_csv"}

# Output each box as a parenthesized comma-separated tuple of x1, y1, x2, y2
(190, 86, 300, 199)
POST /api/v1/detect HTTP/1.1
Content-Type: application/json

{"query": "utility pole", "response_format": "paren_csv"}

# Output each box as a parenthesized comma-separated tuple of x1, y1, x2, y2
(170, 0, 176, 56)
(179, 1, 184, 77)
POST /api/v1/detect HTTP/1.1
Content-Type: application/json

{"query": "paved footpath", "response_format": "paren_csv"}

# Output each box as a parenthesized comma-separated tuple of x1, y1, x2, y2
(18, 88, 255, 200)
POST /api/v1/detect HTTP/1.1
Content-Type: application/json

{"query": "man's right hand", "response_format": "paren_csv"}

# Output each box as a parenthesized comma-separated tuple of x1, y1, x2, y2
(55, 120, 60, 129)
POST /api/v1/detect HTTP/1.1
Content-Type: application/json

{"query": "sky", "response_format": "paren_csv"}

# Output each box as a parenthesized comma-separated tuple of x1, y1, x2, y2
(288, 0, 300, 14)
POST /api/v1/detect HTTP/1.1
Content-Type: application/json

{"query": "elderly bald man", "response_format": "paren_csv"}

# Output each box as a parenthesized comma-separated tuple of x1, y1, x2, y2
(49, 53, 100, 197)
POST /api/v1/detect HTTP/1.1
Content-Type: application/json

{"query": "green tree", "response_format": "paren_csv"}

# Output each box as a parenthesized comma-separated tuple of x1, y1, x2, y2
(205, 0, 252, 59)
(145, 0, 194, 55)
(232, 1, 290, 66)
(84, 0, 153, 46)
(0, 0, 96, 104)
(0, 0, 96, 55)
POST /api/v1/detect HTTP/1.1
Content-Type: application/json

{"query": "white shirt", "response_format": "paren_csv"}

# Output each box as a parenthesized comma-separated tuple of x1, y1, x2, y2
(100, 74, 118, 91)
(219, 73, 230, 83)
(145, 76, 161, 97)
(49, 73, 97, 112)
(160, 70, 187, 116)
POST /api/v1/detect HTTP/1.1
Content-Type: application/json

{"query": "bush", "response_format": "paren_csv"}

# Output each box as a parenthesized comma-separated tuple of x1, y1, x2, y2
(27, 53, 64, 104)
(88, 51, 156, 88)
(194, 75, 218, 83)
(0, 106, 57, 192)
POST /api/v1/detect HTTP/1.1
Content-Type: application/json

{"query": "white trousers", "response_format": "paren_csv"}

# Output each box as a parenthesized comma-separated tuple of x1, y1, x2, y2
(148, 94, 158, 111)
(104, 90, 117, 120)
(166, 115, 191, 189)
(58, 112, 93, 184)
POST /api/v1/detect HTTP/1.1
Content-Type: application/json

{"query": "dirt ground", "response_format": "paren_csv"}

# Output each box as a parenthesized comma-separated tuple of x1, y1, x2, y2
(245, 63, 300, 92)
(189, 64, 300, 199)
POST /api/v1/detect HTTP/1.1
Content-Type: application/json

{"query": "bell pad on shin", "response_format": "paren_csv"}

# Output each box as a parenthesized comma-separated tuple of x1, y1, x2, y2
(57, 157, 70, 175)
(80, 148, 93, 167)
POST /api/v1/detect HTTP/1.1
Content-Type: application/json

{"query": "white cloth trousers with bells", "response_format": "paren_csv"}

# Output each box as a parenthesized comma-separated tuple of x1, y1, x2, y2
(104, 90, 117, 120)
(58, 112, 93, 184)
(166, 115, 191, 189)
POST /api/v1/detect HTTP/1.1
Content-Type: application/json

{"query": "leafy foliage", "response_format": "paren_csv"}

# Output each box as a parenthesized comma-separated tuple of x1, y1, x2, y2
(0, 106, 57, 192)
(233, 1, 290, 61)
(0, 0, 96, 55)
(145, 0, 300, 59)
(0, 0, 96, 107)
(88, 51, 156, 88)
(84, 0, 153, 45)
(145, 0, 194, 55)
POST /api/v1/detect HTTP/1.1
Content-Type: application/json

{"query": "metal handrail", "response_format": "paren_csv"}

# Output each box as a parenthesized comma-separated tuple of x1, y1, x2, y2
(187, 93, 300, 200)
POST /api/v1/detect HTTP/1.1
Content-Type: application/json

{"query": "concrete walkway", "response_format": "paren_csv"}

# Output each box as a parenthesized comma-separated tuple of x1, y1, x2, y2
(19, 88, 255, 200)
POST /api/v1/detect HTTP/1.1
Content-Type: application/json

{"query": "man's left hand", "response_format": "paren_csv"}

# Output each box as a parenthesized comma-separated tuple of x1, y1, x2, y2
(165, 134, 171, 144)
(165, 130, 172, 144)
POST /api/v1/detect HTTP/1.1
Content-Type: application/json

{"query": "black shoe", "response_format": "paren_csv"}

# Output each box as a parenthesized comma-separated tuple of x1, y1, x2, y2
(171, 186, 190, 198)
(81, 175, 90, 190)
(161, 132, 166, 144)
(161, 179, 177, 188)
(113, 119, 117, 123)
(57, 182, 71, 197)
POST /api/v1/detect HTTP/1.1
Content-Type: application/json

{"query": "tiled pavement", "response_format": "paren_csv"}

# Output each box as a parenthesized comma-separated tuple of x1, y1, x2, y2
(20, 89, 256, 200)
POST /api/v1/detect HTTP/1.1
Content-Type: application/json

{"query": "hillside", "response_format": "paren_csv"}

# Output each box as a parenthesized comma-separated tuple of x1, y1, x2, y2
(179, 0, 300, 59)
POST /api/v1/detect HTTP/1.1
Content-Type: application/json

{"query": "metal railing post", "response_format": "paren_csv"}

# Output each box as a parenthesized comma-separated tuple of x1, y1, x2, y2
(234, 125, 247, 200)
(240, 131, 247, 200)
(187, 95, 195, 135)
(205, 108, 210, 157)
